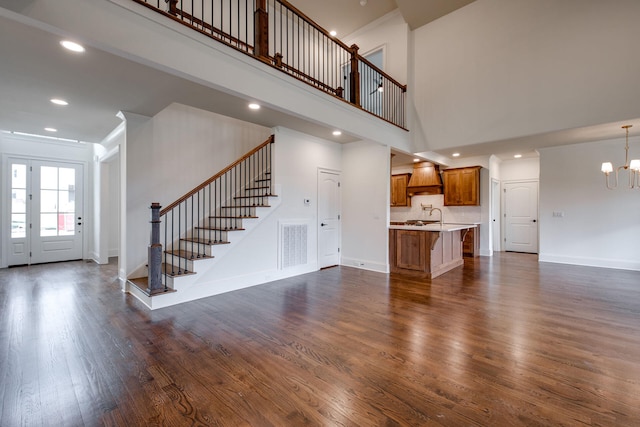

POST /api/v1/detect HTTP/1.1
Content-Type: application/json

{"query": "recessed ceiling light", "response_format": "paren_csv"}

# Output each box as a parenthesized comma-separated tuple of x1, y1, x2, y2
(248, 103, 260, 110)
(50, 98, 68, 106)
(452, 152, 460, 157)
(332, 130, 342, 136)
(60, 40, 85, 53)
(44, 127, 57, 132)
(329, 30, 337, 37)
(413, 158, 420, 162)
(514, 154, 522, 159)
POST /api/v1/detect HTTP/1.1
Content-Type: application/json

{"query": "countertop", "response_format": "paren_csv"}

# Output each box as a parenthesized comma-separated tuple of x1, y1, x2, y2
(389, 223, 477, 232)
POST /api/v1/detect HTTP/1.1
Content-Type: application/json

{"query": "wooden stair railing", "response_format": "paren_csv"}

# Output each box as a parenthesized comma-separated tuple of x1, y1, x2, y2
(129, 0, 407, 128)
(145, 135, 275, 294)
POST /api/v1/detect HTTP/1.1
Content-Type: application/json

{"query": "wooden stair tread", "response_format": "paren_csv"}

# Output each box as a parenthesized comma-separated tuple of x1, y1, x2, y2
(209, 215, 258, 219)
(180, 237, 230, 245)
(245, 186, 270, 190)
(164, 250, 214, 260)
(162, 263, 198, 276)
(127, 277, 176, 296)
(221, 204, 271, 208)
(194, 226, 245, 231)
(233, 195, 277, 200)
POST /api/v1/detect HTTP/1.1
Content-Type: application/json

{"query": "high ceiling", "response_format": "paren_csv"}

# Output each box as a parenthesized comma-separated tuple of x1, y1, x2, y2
(2, 1, 633, 164)
(288, 0, 476, 36)
(0, 1, 475, 148)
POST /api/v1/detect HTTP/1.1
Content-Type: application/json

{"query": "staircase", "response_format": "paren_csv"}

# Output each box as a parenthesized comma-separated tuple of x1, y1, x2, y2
(127, 135, 277, 306)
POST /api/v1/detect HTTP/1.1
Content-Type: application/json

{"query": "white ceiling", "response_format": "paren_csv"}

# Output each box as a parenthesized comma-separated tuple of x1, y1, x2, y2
(2, 1, 636, 165)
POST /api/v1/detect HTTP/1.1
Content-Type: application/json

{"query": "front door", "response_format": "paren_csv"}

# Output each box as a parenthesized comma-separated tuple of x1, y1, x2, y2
(8, 159, 84, 265)
(318, 169, 341, 268)
(504, 181, 538, 253)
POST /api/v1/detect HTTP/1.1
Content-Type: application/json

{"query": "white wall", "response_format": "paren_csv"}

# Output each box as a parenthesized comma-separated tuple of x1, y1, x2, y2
(412, 0, 640, 151)
(341, 140, 390, 272)
(0, 133, 93, 268)
(539, 138, 640, 270)
(500, 157, 540, 182)
(345, 10, 409, 84)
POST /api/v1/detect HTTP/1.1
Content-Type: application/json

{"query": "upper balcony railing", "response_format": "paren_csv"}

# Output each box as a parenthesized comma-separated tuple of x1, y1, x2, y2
(131, 0, 407, 128)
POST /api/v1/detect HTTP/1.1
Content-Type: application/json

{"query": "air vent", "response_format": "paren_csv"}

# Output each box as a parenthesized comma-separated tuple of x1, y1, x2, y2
(279, 222, 308, 269)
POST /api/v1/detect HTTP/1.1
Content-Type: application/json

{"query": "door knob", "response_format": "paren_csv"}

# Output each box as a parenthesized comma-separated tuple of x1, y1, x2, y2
(532, 219, 537, 223)
(321, 223, 327, 227)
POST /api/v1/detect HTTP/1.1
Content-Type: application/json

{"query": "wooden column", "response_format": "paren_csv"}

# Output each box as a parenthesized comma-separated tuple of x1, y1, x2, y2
(147, 203, 163, 294)
(254, 0, 269, 60)
(349, 44, 361, 106)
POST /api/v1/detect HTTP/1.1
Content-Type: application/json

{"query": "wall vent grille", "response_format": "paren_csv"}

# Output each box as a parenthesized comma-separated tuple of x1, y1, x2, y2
(279, 222, 308, 269)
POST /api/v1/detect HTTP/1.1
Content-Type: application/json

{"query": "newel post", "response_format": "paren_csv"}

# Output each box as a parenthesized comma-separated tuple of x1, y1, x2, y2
(349, 44, 361, 107)
(254, 0, 269, 60)
(148, 203, 163, 294)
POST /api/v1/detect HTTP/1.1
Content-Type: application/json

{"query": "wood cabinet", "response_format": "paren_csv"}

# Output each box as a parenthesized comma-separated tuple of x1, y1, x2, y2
(391, 173, 411, 207)
(462, 226, 480, 257)
(389, 229, 464, 279)
(443, 166, 481, 206)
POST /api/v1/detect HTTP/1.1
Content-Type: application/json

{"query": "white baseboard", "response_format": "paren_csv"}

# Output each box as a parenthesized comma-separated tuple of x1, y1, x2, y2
(340, 257, 389, 273)
(539, 253, 640, 271)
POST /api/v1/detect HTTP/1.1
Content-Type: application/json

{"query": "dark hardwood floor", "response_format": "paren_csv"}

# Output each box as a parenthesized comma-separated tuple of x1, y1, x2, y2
(1, 253, 639, 426)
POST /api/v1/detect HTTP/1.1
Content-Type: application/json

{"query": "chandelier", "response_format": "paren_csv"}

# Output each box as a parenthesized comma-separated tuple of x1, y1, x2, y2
(601, 125, 640, 189)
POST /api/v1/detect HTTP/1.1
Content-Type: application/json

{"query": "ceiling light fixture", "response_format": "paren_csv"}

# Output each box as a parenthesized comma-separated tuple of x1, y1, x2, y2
(50, 98, 68, 106)
(44, 127, 57, 132)
(601, 125, 640, 189)
(514, 154, 522, 159)
(452, 153, 460, 157)
(248, 103, 260, 110)
(60, 40, 85, 53)
(332, 130, 342, 136)
(329, 30, 337, 37)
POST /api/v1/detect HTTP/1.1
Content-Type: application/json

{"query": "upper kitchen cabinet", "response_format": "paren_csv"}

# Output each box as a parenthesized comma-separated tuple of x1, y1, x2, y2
(443, 166, 481, 206)
(391, 173, 411, 207)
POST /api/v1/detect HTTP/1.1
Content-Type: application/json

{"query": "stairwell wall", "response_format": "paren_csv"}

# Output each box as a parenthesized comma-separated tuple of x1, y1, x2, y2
(124, 103, 271, 278)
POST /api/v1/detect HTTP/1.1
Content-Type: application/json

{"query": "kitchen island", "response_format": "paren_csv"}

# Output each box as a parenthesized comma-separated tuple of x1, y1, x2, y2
(389, 223, 477, 279)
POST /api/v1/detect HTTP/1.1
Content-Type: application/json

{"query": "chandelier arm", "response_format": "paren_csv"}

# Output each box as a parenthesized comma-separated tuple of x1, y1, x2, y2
(605, 170, 618, 189)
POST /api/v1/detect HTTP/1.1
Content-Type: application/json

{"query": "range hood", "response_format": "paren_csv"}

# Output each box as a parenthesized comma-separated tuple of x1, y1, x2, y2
(406, 161, 443, 196)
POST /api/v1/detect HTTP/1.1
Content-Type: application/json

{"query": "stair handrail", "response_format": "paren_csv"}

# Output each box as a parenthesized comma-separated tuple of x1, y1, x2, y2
(160, 135, 274, 216)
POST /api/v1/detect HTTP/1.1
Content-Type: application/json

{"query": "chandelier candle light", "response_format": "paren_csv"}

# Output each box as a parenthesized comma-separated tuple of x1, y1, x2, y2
(601, 125, 640, 189)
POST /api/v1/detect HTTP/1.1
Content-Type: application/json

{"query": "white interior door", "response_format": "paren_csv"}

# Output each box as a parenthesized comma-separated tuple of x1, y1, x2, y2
(504, 181, 538, 253)
(7, 159, 84, 265)
(318, 169, 341, 268)
(491, 178, 501, 252)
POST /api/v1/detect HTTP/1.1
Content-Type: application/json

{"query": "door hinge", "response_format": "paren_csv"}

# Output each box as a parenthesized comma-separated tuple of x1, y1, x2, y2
(29, 251, 32, 257)
(338, 214, 341, 220)
(338, 182, 341, 187)
(29, 194, 32, 200)
(338, 248, 340, 253)
(29, 223, 32, 229)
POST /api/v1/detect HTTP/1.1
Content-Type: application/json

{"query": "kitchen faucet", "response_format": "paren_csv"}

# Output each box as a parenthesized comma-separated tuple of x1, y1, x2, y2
(425, 207, 443, 226)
